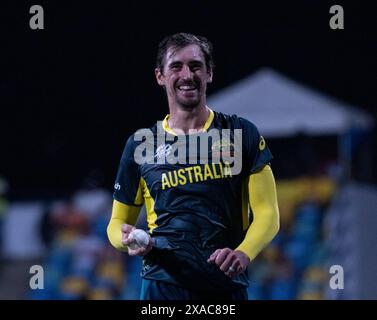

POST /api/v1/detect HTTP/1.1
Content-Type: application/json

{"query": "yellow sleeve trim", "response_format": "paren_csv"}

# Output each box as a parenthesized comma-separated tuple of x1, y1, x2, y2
(107, 200, 141, 251)
(140, 178, 158, 233)
(235, 165, 280, 261)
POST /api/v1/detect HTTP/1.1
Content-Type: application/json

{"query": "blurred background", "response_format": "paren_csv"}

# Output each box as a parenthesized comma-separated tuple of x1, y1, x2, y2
(0, 1, 376, 299)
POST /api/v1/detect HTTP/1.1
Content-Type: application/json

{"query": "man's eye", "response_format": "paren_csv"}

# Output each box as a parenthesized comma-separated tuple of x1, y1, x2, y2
(191, 65, 202, 71)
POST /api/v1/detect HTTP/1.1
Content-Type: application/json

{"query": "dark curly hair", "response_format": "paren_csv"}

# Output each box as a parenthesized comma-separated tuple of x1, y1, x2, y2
(156, 32, 214, 73)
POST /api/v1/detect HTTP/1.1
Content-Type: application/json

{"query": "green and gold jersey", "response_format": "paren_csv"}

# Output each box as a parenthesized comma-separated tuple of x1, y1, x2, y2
(113, 109, 273, 293)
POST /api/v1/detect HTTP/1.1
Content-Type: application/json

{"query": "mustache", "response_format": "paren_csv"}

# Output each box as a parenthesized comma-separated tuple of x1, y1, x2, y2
(176, 80, 200, 88)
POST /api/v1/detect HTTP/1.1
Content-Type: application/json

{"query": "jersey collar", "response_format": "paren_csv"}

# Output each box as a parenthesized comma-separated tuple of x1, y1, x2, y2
(162, 107, 214, 136)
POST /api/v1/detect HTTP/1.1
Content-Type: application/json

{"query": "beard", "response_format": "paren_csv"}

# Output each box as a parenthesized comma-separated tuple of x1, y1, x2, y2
(174, 80, 203, 109)
(176, 94, 201, 109)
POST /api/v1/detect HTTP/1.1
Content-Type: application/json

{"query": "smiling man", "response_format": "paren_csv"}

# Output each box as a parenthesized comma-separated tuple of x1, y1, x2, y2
(107, 33, 280, 300)
(155, 36, 214, 135)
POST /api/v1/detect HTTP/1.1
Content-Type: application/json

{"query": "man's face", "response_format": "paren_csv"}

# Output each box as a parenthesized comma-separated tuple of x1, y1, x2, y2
(155, 44, 213, 108)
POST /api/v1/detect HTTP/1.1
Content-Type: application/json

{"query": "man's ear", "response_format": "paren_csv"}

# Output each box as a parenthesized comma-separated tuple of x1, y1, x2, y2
(207, 69, 213, 83)
(155, 68, 164, 86)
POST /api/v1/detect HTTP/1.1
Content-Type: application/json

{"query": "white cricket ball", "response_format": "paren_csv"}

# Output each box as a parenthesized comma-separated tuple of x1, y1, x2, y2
(128, 229, 150, 250)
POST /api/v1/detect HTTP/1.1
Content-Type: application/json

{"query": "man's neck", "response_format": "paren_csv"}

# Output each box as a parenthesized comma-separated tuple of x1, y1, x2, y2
(168, 104, 210, 135)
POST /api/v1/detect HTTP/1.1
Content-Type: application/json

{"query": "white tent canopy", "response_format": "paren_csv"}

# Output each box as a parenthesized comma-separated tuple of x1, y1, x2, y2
(208, 68, 373, 138)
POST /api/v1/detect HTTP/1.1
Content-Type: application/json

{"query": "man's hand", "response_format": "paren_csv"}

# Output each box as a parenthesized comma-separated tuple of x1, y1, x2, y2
(121, 224, 154, 257)
(207, 248, 250, 278)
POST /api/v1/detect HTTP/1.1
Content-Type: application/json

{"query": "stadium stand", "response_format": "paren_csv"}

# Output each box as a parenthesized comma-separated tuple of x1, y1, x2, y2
(3, 176, 334, 300)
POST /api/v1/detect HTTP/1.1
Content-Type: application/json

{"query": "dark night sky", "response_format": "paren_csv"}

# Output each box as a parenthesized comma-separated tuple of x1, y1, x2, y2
(1, 1, 376, 198)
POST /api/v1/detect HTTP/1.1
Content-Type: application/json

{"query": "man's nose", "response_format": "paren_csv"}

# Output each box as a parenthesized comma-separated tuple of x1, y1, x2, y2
(180, 65, 194, 80)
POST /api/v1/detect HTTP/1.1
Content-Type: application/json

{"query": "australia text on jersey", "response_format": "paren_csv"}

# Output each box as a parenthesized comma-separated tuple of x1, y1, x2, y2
(161, 162, 233, 190)
(133, 122, 243, 175)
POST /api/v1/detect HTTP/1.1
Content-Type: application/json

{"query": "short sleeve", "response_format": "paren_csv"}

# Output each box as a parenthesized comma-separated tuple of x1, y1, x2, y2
(240, 118, 273, 175)
(113, 135, 144, 206)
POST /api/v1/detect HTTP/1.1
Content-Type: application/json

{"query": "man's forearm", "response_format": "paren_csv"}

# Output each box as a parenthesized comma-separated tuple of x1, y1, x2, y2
(107, 199, 140, 251)
(236, 165, 280, 261)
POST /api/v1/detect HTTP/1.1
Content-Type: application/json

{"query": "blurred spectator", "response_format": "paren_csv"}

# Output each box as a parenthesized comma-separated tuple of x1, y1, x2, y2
(0, 176, 9, 258)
